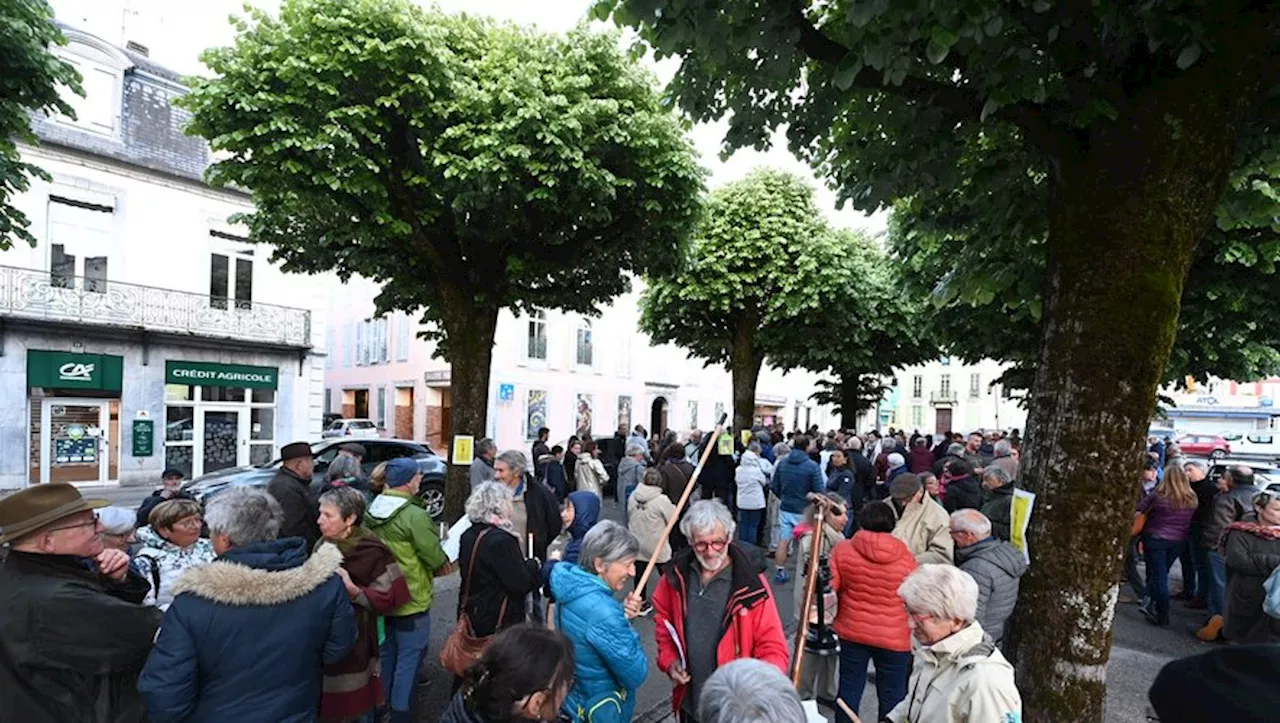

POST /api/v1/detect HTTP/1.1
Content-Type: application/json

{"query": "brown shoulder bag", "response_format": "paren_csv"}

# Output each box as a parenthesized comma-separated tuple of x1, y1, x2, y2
(439, 528, 508, 676)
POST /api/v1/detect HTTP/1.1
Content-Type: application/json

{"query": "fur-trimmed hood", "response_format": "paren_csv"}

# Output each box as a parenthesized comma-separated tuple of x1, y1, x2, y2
(173, 538, 342, 606)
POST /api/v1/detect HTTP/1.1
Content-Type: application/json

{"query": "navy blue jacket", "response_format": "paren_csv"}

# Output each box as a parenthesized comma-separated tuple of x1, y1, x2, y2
(563, 491, 601, 566)
(138, 538, 356, 723)
(771, 448, 825, 514)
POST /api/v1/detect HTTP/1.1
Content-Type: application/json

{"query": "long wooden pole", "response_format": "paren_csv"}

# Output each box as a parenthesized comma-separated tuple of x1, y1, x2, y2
(791, 503, 825, 688)
(835, 698, 864, 723)
(634, 413, 728, 593)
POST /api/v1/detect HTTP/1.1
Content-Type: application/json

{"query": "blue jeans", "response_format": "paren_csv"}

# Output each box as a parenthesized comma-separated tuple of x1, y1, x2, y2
(738, 508, 764, 544)
(1191, 541, 1212, 601)
(836, 640, 911, 723)
(381, 612, 432, 716)
(1178, 539, 1197, 595)
(1143, 535, 1184, 625)
(1208, 549, 1227, 616)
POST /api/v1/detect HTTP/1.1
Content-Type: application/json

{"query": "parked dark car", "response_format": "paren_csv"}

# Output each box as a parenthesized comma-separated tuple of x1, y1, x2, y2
(182, 438, 448, 520)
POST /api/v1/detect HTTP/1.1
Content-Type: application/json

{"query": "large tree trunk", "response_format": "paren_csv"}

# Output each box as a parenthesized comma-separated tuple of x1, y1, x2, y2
(729, 325, 764, 435)
(1008, 33, 1267, 722)
(838, 375, 862, 430)
(439, 289, 499, 523)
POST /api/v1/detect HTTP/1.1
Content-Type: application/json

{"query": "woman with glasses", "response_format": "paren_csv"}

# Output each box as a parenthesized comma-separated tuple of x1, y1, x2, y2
(1221, 489, 1280, 644)
(133, 498, 216, 608)
(548, 520, 648, 722)
(829, 500, 917, 723)
(441, 624, 577, 723)
(889, 564, 1022, 723)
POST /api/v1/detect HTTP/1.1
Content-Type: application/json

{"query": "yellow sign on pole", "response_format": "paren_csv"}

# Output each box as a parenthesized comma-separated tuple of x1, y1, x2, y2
(1010, 488, 1036, 564)
(452, 435, 475, 466)
(741, 429, 753, 446)
(718, 432, 734, 455)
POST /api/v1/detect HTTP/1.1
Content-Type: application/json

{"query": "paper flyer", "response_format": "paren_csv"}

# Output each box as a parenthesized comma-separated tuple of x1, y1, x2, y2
(662, 619, 686, 670)
(1010, 488, 1036, 565)
(441, 516, 473, 562)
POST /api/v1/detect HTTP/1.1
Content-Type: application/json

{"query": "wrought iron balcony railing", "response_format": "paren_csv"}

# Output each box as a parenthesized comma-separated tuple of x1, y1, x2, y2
(930, 390, 958, 405)
(0, 264, 311, 348)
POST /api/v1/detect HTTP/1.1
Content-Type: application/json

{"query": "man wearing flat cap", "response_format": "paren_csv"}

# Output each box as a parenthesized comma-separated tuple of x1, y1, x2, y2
(0, 483, 163, 721)
(267, 441, 321, 549)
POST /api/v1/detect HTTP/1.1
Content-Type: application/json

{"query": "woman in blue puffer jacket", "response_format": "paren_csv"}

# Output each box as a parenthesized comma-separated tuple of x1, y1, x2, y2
(549, 520, 648, 722)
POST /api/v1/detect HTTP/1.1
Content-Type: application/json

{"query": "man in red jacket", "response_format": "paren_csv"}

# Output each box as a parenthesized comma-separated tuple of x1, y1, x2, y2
(653, 500, 790, 722)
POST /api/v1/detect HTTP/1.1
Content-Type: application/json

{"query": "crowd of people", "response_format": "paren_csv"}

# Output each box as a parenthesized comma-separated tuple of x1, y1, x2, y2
(1, 420, 1276, 723)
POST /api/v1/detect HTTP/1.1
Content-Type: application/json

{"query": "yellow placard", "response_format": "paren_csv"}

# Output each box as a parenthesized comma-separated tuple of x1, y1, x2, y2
(452, 435, 475, 466)
(718, 433, 734, 455)
(741, 429, 753, 446)
(1010, 488, 1036, 564)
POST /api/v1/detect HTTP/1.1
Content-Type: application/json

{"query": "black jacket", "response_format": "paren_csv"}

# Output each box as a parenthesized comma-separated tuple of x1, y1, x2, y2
(522, 475, 563, 563)
(980, 482, 1016, 541)
(457, 523, 541, 637)
(848, 453, 877, 511)
(267, 467, 321, 550)
(933, 453, 964, 478)
(944, 474, 984, 513)
(0, 551, 162, 723)
(531, 440, 551, 478)
(135, 489, 198, 527)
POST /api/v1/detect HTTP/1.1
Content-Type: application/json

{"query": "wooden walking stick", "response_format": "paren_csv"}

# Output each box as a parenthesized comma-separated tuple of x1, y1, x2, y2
(634, 413, 729, 594)
(835, 698, 864, 723)
(791, 500, 826, 689)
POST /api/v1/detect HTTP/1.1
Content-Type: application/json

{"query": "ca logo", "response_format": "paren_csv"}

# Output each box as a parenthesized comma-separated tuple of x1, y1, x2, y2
(58, 362, 95, 381)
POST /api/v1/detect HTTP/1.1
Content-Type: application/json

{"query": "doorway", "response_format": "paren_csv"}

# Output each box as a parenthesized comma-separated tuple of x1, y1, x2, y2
(353, 389, 370, 419)
(198, 408, 244, 475)
(39, 398, 118, 485)
(935, 408, 953, 434)
(650, 396, 669, 436)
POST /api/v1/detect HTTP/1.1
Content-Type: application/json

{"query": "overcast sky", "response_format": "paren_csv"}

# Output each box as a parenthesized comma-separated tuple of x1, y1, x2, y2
(52, 0, 886, 235)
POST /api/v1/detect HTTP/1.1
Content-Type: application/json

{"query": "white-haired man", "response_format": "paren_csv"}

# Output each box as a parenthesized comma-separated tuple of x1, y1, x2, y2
(950, 510, 1027, 645)
(653, 500, 789, 723)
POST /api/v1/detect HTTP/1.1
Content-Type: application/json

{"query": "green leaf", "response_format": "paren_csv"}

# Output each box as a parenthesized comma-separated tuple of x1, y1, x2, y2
(1176, 43, 1201, 70)
(926, 40, 950, 65)
(833, 55, 864, 90)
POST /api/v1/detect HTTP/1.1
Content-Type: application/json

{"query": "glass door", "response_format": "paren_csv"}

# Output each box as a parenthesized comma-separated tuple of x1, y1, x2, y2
(41, 399, 110, 484)
(197, 408, 244, 475)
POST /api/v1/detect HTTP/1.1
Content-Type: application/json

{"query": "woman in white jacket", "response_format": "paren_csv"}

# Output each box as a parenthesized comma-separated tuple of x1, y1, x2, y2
(888, 564, 1022, 723)
(627, 467, 676, 613)
(734, 441, 774, 545)
(132, 498, 216, 608)
(574, 440, 608, 497)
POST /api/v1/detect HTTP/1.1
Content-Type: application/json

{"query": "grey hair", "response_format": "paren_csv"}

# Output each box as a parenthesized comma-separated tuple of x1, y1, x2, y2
(495, 449, 528, 476)
(994, 439, 1013, 456)
(476, 437, 497, 457)
(947, 443, 966, 456)
(318, 486, 367, 525)
(1183, 459, 1206, 472)
(680, 499, 736, 540)
(747, 440, 762, 454)
(950, 509, 992, 538)
(466, 481, 514, 524)
(327, 454, 363, 481)
(625, 442, 647, 457)
(846, 436, 863, 451)
(982, 466, 1011, 486)
(773, 442, 791, 458)
(696, 658, 805, 723)
(578, 520, 640, 573)
(898, 563, 979, 623)
(205, 487, 282, 547)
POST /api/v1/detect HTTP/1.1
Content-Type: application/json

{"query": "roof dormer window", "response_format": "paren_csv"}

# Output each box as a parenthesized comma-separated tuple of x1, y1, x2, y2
(50, 29, 130, 138)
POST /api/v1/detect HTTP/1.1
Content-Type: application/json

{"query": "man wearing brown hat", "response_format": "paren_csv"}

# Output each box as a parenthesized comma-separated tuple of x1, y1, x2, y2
(0, 483, 163, 722)
(267, 440, 321, 549)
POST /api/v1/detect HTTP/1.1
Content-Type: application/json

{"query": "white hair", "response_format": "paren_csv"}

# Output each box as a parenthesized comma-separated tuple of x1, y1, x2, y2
(898, 564, 979, 622)
(495, 449, 527, 475)
(680, 499, 736, 540)
(578, 520, 640, 573)
(846, 436, 863, 451)
(982, 466, 1011, 486)
(697, 658, 805, 723)
(625, 442, 647, 457)
(465, 481, 514, 524)
(205, 487, 282, 546)
(994, 439, 1013, 456)
(950, 509, 992, 538)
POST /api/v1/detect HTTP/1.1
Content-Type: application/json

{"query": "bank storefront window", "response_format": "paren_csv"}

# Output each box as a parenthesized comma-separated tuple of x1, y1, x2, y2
(163, 361, 279, 478)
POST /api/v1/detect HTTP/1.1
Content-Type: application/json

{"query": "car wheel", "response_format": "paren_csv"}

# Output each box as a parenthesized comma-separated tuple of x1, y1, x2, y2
(1211, 448, 1227, 459)
(418, 479, 445, 521)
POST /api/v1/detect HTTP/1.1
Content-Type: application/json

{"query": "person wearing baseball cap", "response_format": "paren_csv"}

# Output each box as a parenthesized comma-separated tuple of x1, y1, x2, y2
(135, 467, 196, 528)
(0, 483, 163, 721)
(365, 457, 451, 723)
(267, 441, 321, 549)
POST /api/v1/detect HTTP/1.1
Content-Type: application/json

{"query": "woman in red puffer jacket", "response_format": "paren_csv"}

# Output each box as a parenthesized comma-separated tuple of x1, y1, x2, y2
(829, 502, 918, 723)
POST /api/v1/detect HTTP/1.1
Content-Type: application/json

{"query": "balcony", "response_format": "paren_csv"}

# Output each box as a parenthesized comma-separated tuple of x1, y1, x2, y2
(930, 389, 958, 406)
(0, 264, 311, 348)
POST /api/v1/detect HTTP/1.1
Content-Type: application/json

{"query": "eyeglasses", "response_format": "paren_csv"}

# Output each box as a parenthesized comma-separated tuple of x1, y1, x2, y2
(692, 538, 729, 553)
(172, 516, 204, 530)
(44, 513, 100, 533)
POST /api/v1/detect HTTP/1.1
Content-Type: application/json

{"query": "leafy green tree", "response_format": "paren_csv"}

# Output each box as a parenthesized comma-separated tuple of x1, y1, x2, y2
(596, 0, 1280, 718)
(0, 0, 80, 248)
(180, 0, 703, 518)
(639, 168, 852, 433)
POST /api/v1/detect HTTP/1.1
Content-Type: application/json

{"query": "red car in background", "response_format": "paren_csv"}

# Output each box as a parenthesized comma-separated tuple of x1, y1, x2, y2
(1177, 434, 1232, 459)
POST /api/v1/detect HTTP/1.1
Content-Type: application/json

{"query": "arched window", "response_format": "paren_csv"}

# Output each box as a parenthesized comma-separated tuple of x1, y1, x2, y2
(575, 319, 593, 367)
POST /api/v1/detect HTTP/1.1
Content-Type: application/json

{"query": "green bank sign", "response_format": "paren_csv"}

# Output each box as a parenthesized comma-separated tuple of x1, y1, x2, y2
(28, 350, 123, 391)
(165, 361, 279, 390)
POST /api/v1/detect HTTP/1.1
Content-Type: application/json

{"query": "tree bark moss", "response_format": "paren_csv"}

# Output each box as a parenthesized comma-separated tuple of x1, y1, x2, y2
(439, 287, 498, 523)
(1008, 29, 1268, 721)
(730, 330, 764, 436)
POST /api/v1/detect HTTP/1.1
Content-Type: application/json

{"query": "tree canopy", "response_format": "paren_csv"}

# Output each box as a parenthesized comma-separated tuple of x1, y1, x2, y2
(0, 0, 80, 248)
(596, 0, 1280, 719)
(182, 0, 704, 517)
(639, 168, 850, 431)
